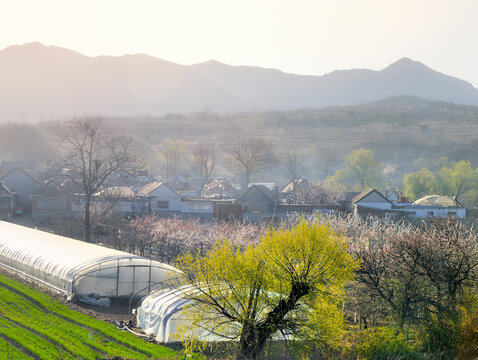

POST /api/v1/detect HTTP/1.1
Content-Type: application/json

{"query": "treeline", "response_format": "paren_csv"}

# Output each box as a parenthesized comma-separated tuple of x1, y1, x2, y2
(4, 118, 478, 206)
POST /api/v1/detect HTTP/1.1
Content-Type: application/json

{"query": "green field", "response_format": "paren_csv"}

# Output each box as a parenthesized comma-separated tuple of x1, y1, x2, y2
(0, 272, 179, 359)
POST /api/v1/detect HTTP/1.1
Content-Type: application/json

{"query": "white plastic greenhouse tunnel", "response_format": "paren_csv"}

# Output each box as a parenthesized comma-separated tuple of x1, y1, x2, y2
(136, 285, 215, 343)
(0, 221, 180, 299)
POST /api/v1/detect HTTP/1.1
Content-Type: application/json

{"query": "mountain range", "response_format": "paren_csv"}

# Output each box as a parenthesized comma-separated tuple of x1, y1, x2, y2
(1, 42, 478, 119)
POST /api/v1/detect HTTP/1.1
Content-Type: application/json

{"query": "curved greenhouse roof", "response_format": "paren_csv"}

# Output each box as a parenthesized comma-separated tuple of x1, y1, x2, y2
(413, 195, 459, 207)
(136, 285, 215, 343)
(137, 285, 290, 343)
(0, 221, 180, 297)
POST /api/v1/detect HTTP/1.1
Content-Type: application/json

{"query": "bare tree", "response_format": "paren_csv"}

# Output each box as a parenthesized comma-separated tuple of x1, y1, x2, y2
(56, 118, 140, 243)
(158, 139, 189, 180)
(352, 218, 478, 353)
(224, 131, 276, 190)
(316, 148, 340, 181)
(281, 150, 306, 189)
(285, 181, 344, 205)
(192, 143, 217, 195)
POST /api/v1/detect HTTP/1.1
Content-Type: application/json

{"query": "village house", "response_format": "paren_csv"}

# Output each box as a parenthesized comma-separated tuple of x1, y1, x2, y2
(349, 188, 466, 219)
(235, 184, 279, 223)
(180, 198, 215, 220)
(392, 194, 466, 219)
(279, 178, 309, 200)
(0, 182, 14, 220)
(140, 182, 181, 215)
(31, 180, 72, 224)
(0, 168, 40, 212)
(340, 191, 362, 212)
(236, 184, 278, 213)
(351, 189, 393, 217)
(215, 201, 244, 222)
(105, 169, 143, 187)
(93, 186, 147, 216)
(202, 178, 238, 199)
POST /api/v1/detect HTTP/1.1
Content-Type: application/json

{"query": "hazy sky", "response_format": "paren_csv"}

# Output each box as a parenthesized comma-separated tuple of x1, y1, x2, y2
(1, 0, 478, 86)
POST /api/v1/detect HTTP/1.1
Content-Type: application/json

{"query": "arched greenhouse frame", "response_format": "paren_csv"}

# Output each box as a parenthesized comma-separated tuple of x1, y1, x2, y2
(0, 221, 179, 298)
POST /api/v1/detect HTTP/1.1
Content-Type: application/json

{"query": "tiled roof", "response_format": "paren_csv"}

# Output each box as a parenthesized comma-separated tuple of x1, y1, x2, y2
(352, 188, 391, 204)
(237, 184, 276, 203)
(342, 191, 361, 202)
(140, 182, 164, 195)
(280, 179, 308, 193)
(0, 182, 12, 195)
(32, 180, 67, 196)
(0, 167, 40, 184)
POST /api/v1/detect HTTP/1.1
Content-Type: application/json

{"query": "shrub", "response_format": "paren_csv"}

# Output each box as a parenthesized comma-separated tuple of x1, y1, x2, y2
(356, 327, 423, 360)
(457, 310, 478, 360)
(423, 320, 459, 358)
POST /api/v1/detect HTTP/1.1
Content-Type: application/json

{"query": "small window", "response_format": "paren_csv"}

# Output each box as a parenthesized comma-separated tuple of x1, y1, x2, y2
(200, 202, 212, 210)
(189, 202, 200, 210)
(157, 200, 169, 209)
(427, 211, 434, 217)
(448, 211, 457, 217)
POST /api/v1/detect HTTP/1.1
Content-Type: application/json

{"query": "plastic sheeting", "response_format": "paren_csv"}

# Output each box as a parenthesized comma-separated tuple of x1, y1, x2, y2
(77, 293, 111, 307)
(136, 285, 218, 343)
(0, 221, 180, 297)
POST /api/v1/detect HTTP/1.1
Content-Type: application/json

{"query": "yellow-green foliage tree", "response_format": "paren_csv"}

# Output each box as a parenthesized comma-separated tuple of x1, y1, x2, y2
(403, 159, 478, 203)
(329, 149, 384, 191)
(177, 220, 358, 360)
(403, 167, 437, 201)
(437, 160, 477, 202)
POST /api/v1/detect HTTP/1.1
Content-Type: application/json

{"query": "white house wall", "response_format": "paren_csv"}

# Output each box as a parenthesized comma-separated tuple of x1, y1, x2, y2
(180, 200, 214, 214)
(355, 202, 392, 210)
(399, 207, 466, 219)
(148, 186, 181, 212)
(111, 200, 147, 215)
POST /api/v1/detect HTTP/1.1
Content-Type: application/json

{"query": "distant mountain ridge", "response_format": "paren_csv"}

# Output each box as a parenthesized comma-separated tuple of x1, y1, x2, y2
(1, 42, 478, 119)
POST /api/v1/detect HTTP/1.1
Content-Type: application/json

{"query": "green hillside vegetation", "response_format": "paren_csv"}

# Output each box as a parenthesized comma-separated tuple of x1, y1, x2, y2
(0, 272, 179, 359)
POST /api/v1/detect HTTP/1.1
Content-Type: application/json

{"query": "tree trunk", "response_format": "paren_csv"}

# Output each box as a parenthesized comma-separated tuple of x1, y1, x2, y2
(361, 316, 368, 329)
(85, 196, 91, 243)
(244, 172, 251, 191)
(237, 281, 310, 360)
(238, 323, 260, 360)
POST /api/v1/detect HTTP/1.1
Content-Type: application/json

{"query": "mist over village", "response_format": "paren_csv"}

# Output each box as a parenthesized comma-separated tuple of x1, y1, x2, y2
(1, 1, 478, 359)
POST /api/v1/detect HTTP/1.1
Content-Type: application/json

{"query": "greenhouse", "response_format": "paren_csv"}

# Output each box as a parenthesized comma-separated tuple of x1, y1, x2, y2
(0, 221, 180, 298)
(136, 285, 214, 343)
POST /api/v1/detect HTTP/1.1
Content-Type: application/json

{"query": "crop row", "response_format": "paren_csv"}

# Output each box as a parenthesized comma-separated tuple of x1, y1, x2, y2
(0, 317, 66, 359)
(0, 285, 140, 359)
(0, 334, 32, 359)
(0, 273, 178, 359)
